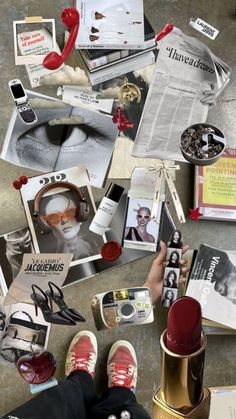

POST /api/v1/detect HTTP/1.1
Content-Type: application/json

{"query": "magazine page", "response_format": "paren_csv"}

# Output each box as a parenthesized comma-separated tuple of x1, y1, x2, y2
(194, 148, 236, 221)
(1, 90, 118, 188)
(20, 166, 105, 268)
(132, 27, 230, 161)
(17, 27, 62, 88)
(209, 388, 236, 418)
(4, 253, 72, 306)
(55, 106, 117, 187)
(0, 228, 34, 297)
(75, 0, 144, 49)
(0, 300, 50, 366)
(186, 244, 236, 329)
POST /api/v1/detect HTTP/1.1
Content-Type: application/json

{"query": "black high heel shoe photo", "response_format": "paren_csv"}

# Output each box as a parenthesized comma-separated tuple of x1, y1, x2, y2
(30, 284, 76, 326)
(46, 282, 86, 322)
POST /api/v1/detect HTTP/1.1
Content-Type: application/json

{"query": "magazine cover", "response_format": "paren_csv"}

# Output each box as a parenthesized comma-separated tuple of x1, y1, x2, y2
(20, 166, 105, 268)
(0, 298, 50, 366)
(186, 244, 236, 329)
(194, 148, 236, 221)
(0, 228, 33, 297)
(75, 0, 144, 49)
(1, 90, 118, 188)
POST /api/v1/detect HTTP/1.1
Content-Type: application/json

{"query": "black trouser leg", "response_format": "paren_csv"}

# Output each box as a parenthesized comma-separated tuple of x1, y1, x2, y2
(2, 371, 97, 419)
(91, 387, 151, 419)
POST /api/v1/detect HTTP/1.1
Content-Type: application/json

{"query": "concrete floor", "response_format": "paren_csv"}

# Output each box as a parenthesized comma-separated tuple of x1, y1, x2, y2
(1, 0, 236, 416)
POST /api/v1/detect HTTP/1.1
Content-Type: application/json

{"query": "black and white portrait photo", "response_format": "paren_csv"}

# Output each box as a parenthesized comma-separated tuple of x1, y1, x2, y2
(163, 267, 180, 289)
(166, 248, 182, 268)
(161, 287, 178, 308)
(168, 230, 183, 249)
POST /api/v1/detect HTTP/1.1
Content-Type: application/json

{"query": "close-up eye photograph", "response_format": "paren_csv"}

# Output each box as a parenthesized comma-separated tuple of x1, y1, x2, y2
(1, 1, 236, 419)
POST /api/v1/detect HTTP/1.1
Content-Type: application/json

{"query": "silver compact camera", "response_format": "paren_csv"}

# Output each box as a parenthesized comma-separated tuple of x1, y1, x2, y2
(91, 287, 154, 330)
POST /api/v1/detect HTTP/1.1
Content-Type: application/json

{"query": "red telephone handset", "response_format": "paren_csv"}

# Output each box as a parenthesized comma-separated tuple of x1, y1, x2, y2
(43, 8, 80, 70)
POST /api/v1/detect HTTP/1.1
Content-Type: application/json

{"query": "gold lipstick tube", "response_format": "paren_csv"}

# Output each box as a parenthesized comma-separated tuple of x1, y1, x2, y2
(152, 330, 211, 418)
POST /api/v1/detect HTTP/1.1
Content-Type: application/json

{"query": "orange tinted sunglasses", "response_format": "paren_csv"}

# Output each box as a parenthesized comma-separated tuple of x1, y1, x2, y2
(43, 207, 77, 226)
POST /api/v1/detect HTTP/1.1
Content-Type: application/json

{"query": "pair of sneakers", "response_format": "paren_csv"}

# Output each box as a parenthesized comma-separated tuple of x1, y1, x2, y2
(65, 331, 137, 392)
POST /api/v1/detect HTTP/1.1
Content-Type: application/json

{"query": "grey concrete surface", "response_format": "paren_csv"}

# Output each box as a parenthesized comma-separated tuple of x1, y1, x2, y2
(1, 0, 236, 417)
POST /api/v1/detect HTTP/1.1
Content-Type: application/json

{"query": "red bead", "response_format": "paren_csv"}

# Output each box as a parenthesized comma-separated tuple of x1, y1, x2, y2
(19, 176, 28, 185)
(13, 180, 22, 190)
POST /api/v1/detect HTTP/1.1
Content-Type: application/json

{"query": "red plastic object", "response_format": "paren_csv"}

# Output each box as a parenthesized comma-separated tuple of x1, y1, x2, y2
(43, 8, 80, 70)
(101, 241, 122, 261)
(19, 175, 28, 185)
(166, 296, 202, 355)
(189, 207, 203, 222)
(112, 107, 134, 133)
(17, 350, 56, 384)
(155, 23, 174, 42)
(13, 180, 22, 190)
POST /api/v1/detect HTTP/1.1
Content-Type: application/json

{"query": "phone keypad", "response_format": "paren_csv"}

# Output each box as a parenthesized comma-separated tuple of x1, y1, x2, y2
(17, 103, 37, 124)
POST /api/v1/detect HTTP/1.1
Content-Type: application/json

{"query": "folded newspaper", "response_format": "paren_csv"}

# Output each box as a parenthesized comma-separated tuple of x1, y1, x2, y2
(132, 27, 231, 161)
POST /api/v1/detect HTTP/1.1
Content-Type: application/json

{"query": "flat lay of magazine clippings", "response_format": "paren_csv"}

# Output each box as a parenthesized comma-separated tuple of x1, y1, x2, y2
(132, 27, 231, 161)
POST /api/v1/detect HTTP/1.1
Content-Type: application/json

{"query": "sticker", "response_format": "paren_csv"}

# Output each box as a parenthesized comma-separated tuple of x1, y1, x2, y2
(189, 18, 219, 40)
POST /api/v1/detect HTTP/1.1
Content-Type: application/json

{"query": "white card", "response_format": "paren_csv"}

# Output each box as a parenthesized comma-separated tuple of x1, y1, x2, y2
(189, 18, 219, 40)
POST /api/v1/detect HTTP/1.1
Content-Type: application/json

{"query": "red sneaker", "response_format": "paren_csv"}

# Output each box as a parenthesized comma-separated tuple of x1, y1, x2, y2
(65, 331, 97, 377)
(107, 340, 137, 392)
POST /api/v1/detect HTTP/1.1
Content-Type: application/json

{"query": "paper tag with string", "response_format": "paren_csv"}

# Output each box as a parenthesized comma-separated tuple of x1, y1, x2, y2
(189, 18, 219, 40)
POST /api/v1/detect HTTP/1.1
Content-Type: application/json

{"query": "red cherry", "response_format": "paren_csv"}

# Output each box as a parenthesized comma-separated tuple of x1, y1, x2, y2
(19, 176, 28, 185)
(13, 180, 22, 190)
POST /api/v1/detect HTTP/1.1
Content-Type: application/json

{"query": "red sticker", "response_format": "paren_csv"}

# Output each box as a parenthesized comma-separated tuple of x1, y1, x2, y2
(101, 241, 122, 261)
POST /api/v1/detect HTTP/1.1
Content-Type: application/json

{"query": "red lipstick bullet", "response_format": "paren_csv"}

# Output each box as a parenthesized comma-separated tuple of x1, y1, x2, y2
(166, 296, 202, 355)
(153, 296, 211, 418)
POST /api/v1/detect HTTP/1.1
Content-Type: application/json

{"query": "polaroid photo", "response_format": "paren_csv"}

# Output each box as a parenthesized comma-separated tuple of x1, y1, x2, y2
(20, 166, 105, 268)
(161, 287, 178, 308)
(166, 248, 183, 268)
(122, 197, 163, 252)
(163, 267, 180, 289)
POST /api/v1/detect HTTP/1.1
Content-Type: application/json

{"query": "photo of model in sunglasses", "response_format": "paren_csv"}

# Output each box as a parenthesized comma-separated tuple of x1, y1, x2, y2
(28, 187, 104, 265)
(124, 198, 158, 244)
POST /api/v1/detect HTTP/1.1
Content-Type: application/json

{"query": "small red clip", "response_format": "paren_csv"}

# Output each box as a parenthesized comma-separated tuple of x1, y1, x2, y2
(155, 23, 174, 42)
(112, 107, 134, 133)
(12, 176, 28, 190)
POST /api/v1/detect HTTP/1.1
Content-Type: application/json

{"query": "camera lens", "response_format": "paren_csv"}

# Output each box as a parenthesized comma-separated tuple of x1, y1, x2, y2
(120, 303, 135, 319)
